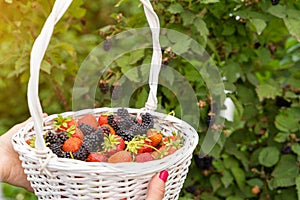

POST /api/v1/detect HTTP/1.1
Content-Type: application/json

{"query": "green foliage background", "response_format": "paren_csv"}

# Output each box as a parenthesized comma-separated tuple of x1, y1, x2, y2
(0, 0, 300, 199)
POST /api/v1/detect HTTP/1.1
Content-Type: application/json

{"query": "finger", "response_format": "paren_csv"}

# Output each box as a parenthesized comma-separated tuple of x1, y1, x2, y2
(146, 170, 168, 200)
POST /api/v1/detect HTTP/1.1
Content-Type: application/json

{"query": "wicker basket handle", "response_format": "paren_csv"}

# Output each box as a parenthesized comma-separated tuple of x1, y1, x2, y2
(28, 0, 162, 149)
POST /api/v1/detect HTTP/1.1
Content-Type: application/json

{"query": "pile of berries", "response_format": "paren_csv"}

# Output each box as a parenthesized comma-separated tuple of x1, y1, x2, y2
(28, 108, 183, 163)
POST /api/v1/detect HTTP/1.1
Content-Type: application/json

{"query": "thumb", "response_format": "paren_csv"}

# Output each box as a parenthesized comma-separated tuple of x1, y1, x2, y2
(146, 170, 169, 200)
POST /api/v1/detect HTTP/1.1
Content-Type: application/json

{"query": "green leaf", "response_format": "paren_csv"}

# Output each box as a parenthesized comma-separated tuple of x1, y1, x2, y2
(269, 155, 299, 189)
(221, 170, 234, 188)
(222, 61, 242, 83)
(41, 60, 52, 74)
(172, 37, 192, 55)
(291, 143, 300, 156)
(258, 146, 280, 167)
(167, 3, 184, 14)
(135, 87, 148, 108)
(275, 109, 299, 132)
(210, 174, 222, 192)
(194, 17, 209, 38)
(222, 25, 235, 36)
(268, 5, 287, 18)
(226, 197, 243, 200)
(274, 132, 290, 143)
(231, 167, 246, 190)
(283, 18, 300, 42)
(200, 0, 220, 4)
(247, 178, 264, 188)
(68, 0, 86, 18)
(181, 11, 195, 26)
(128, 49, 145, 65)
(296, 175, 300, 199)
(255, 83, 281, 102)
(249, 18, 266, 35)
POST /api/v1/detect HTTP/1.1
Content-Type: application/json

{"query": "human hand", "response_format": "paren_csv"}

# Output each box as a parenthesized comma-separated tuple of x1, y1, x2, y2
(0, 117, 34, 192)
(146, 170, 168, 200)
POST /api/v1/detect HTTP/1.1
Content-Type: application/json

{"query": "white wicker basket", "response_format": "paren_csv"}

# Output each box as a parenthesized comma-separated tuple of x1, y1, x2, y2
(12, 0, 199, 199)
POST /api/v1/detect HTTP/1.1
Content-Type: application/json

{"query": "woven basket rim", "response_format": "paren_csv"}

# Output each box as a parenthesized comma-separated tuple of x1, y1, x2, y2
(13, 107, 199, 176)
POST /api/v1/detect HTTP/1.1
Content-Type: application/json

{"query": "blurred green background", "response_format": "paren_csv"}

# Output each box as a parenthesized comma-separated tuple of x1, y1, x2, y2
(1, 0, 300, 199)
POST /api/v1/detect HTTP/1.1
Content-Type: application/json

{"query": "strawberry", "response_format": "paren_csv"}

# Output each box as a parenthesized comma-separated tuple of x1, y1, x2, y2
(62, 137, 82, 153)
(135, 152, 154, 163)
(162, 134, 182, 149)
(146, 129, 163, 147)
(78, 114, 98, 129)
(137, 140, 154, 153)
(152, 146, 177, 159)
(125, 135, 156, 154)
(98, 114, 109, 126)
(71, 128, 84, 140)
(86, 152, 108, 162)
(54, 115, 77, 133)
(102, 134, 125, 156)
(108, 150, 133, 163)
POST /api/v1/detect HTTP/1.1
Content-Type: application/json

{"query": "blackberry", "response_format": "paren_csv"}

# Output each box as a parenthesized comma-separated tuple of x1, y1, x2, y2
(48, 143, 63, 157)
(129, 124, 147, 135)
(78, 123, 97, 135)
(193, 154, 213, 170)
(117, 108, 130, 119)
(45, 131, 58, 144)
(57, 132, 68, 144)
(271, 0, 279, 5)
(103, 39, 112, 51)
(83, 131, 104, 152)
(100, 126, 111, 135)
(61, 152, 72, 159)
(73, 144, 90, 161)
(281, 145, 292, 154)
(115, 117, 132, 131)
(116, 130, 134, 142)
(98, 80, 109, 94)
(108, 115, 120, 132)
(185, 185, 197, 195)
(141, 113, 154, 129)
(275, 96, 291, 108)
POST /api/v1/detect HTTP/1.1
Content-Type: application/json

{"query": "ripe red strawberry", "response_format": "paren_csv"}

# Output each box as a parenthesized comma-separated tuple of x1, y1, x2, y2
(161, 134, 182, 149)
(152, 146, 177, 159)
(78, 114, 98, 129)
(62, 137, 82, 153)
(147, 129, 163, 147)
(98, 114, 109, 126)
(86, 152, 108, 162)
(125, 135, 156, 154)
(71, 128, 84, 140)
(103, 134, 125, 156)
(54, 115, 77, 133)
(108, 150, 133, 163)
(137, 140, 154, 153)
(135, 152, 154, 163)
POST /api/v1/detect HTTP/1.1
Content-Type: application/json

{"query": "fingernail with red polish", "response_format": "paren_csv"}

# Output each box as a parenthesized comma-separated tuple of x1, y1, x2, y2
(159, 170, 169, 182)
